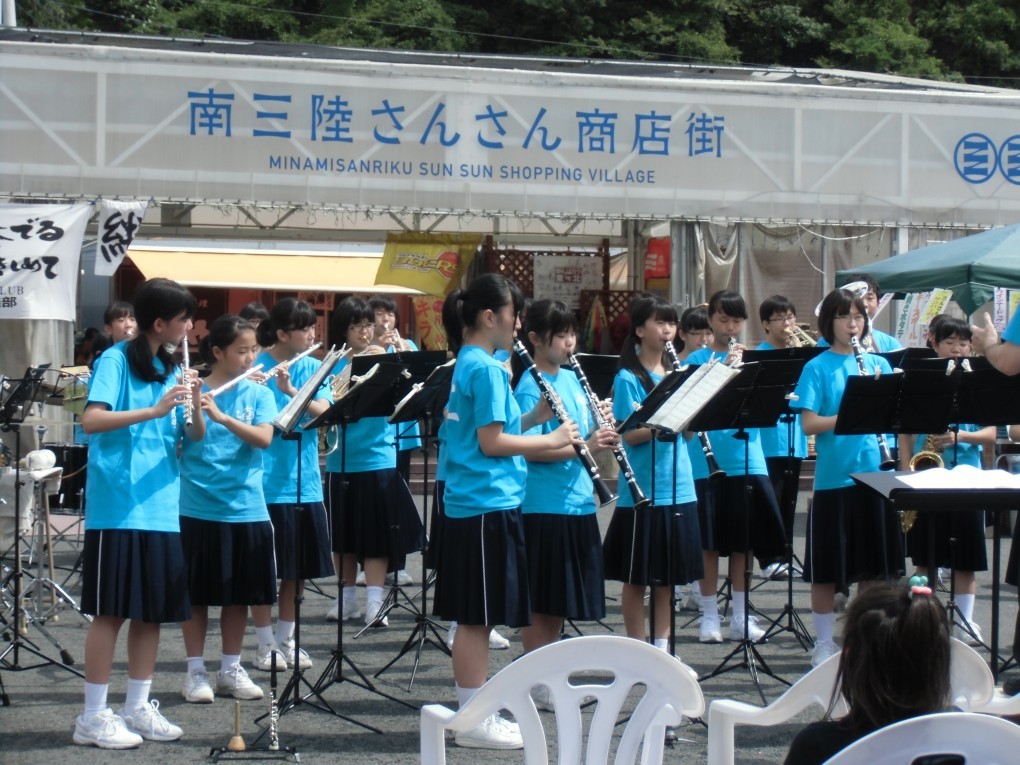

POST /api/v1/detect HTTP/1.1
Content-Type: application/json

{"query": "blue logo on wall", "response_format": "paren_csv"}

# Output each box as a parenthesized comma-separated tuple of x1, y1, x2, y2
(999, 135, 1020, 186)
(954, 133, 997, 184)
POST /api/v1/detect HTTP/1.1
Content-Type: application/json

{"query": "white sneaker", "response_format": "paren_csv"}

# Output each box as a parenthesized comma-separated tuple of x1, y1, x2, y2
(355, 570, 366, 586)
(446, 623, 457, 650)
(683, 590, 702, 613)
(118, 699, 183, 742)
(385, 569, 415, 586)
(73, 708, 143, 749)
(699, 613, 723, 643)
(728, 614, 765, 642)
(326, 598, 340, 621)
(181, 668, 214, 703)
(216, 664, 264, 700)
(281, 637, 313, 669)
(956, 620, 984, 647)
(811, 639, 840, 668)
(488, 628, 510, 650)
(255, 645, 287, 672)
(365, 599, 388, 627)
(455, 713, 524, 749)
(760, 562, 789, 580)
(531, 685, 554, 712)
(342, 599, 363, 621)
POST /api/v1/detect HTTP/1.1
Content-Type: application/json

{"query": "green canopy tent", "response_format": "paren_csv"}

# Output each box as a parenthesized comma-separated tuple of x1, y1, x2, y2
(836, 223, 1020, 315)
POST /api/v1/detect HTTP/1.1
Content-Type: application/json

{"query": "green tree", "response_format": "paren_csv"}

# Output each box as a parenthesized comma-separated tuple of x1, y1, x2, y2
(915, 0, 1020, 87)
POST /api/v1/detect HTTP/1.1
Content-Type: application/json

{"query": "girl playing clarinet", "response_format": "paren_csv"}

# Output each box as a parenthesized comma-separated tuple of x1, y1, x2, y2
(899, 317, 994, 645)
(603, 295, 704, 661)
(790, 288, 904, 668)
(75, 278, 202, 749)
(255, 299, 334, 672)
(434, 274, 579, 750)
(513, 300, 616, 659)
(178, 315, 278, 704)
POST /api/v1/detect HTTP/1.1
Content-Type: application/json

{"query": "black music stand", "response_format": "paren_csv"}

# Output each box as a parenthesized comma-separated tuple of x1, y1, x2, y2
(616, 365, 706, 686)
(742, 348, 822, 650)
(374, 359, 456, 688)
(852, 470, 1020, 682)
(688, 361, 793, 703)
(0, 367, 83, 689)
(301, 362, 415, 723)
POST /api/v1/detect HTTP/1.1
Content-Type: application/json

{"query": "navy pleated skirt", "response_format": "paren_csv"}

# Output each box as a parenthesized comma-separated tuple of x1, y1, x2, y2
(522, 512, 605, 621)
(180, 516, 277, 606)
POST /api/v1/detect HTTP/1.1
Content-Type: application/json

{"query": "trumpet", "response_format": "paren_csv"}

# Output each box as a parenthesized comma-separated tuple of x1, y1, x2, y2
(180, 336, 194, 428)
(259, 342, 323, 384)
(665, 340, 725, 480)
(784, 324, 818, 347)
(568, 353, 650, 510)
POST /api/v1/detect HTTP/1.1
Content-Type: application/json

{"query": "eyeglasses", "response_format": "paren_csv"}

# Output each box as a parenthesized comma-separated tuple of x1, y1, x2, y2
(349, 322, 374, 332)
(768, 314, 797, 323)
(835, 313, 866, 324)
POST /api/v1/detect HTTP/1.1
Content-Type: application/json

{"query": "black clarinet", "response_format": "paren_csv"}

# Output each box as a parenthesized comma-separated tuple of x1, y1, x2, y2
(664, 340, 726, 479)
(567, 353, 651, 510)
(850, 336, 896, 470)
(512, 339, 618, 507)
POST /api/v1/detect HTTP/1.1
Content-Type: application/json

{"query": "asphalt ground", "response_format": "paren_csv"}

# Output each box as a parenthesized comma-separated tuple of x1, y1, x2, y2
(2, 496, 1018, 765)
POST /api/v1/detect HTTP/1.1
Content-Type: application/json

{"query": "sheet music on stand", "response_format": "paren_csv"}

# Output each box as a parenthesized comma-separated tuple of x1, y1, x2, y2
(389, 358, 455, 425)
(272, 346, 344, 434)
(642, 359, 741, 434)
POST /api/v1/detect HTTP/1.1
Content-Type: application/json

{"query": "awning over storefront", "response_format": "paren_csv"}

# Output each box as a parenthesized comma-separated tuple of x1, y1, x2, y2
(126, 245, 422, 295)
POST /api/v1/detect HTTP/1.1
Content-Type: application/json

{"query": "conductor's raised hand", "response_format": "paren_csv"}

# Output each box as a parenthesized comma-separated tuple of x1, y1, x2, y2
(971, 312, 999, 356)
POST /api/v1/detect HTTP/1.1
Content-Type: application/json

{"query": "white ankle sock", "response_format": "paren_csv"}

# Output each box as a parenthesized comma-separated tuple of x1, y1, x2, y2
(276, 620, 295, 645)
(366, 585, 383, 604)
(124, 678, 151, 713)
(956, 593, 976, 624)
(186, 656, 205, 674)
(255, 625, 275, 649)
(84, 681, 108, 717)
(455, 684, 479, 709)
(813, 612, 834, 644)
(343, 586, 358, 604)
(653, 638, 668, 652)
(221, 654, 241, 673)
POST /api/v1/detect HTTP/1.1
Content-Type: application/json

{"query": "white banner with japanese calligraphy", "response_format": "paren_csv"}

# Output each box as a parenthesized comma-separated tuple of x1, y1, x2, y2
(95, 199, 147, 276)
(2, 39, 1020, 225)
(532, 255, 605, 311)
(0, 203, 89, 321)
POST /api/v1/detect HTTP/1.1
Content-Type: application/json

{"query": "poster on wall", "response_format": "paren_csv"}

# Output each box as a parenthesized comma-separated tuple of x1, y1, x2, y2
(532, 255, 603, 311)
(0, 203, 90, 322)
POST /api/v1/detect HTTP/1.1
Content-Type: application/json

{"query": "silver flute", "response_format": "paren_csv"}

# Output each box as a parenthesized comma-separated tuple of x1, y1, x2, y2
(259, 341, 323, 384)
(207, 364, 264, 398)
(180, 337, 194, 428)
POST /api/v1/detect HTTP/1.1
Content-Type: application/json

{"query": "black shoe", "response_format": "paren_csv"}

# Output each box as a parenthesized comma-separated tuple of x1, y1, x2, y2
(1003, 675, 1020, 696)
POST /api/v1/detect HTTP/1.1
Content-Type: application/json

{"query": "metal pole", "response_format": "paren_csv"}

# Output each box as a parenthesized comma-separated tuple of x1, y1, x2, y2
(1, 0, 17, 28)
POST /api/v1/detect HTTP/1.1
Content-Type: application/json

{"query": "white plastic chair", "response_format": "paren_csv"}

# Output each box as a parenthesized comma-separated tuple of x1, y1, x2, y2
(419, 635, 705, 765)
(707, 650, 846, 765)
(823, 711, 1020, 764)
(706, 639, 993, 765)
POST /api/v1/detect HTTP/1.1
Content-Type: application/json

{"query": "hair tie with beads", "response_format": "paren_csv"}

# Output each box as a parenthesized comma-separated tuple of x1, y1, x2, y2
(909, 575, 932, 597)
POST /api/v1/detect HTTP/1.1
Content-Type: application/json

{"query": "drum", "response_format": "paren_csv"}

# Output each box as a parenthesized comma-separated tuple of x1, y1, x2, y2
(44, 442, 88, 511)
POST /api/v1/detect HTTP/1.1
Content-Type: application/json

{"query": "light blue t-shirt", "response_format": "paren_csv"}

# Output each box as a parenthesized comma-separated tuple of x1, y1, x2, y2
(906, 423, 983, 469)
(84, 342, 184, 532)
(1003, 312, 1020, 345)
(256, 351, 332, 503)
(514, 367, 596, 516)
(818, 328, 902, 353)
(790, 349, 894, 490)
(180, 380, 276, 522)
(613, 367, 697, 507)
(756, 341, 809, 460)
(324, 355, 396, 474)
(684, 347, 768, 477)
(443, 345, 526, 518)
